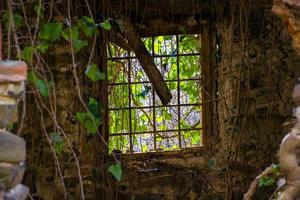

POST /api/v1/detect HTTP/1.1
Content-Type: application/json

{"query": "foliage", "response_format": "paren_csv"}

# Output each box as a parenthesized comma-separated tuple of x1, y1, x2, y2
(50, 132, 64, 156)
(85, 64, 105, 81)
(76, 97, 102, 134)
(39, 22, 63, 42)
(108, 34, 202, 153)
(108, 163, 122, 181)
(259, 164, 281, 187)
(99, 19, 112, 30)
(28, 71, 49, 97)
(2, 10, 23, 29)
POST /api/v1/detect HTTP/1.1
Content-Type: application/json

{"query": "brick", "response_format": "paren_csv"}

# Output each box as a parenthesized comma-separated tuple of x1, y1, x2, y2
(0, 61, 27, 82)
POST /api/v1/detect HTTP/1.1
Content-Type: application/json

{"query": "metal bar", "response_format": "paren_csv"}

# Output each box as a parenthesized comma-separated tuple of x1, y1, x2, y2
(108, 52, 200, 60)
(176, 35, 182, 149)
(152, 36, 157, 151)
(109, 103, 202, 110)
(127, 52, 133, 153)
(108, 77, 201, 86)
(107, 34, 204, 153)
(110, 128, 202, 136)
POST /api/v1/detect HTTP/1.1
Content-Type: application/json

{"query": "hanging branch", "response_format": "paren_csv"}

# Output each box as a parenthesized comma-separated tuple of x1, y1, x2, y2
(112, 13, 172, 105)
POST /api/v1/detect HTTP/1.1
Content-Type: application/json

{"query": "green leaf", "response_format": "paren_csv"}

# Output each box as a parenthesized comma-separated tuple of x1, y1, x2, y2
(37, 41, 49, 53)
(62, 27, 79, 41)
(88, 97, 101, 118)
(39, 22, 62, 42)
(142, 145, 148, 152)
(108, 163, 122, 181)
(75, 112, 101, 134)
(73, 39, 88, 52)
(191, 133, 200, 145)
(271, 164, 281, 176)
(28, 72, 50, 97)
(33, 3, 45, 18)
(99, 19, 111, 30)
(28, 71, 38, 83)
(77, 16, 98, 37)
(83, 119, 96, 134)
(22, 46, 34, 62)
(50, 132, 63, 143)
(2, 11, 23, 29)
(50, 132, 64, 156)
(208, 159, 215, 169)
(85, 64, 105, 81)
(259, 176, 276, 187)
(36, 79, 49, 97)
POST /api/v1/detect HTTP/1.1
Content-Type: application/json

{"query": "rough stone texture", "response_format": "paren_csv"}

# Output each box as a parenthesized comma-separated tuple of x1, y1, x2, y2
(0, 131, 26, 163)
(0, 162, 25, 189)
(0, 61, 27, 82)
(16, 2, 300, 200)
(117, 8, 300, 200)
(4, 184, 29, 200)
(0, 81, 25, 128)
(0, 60, 28, 199)
(273, 0, 300, 53)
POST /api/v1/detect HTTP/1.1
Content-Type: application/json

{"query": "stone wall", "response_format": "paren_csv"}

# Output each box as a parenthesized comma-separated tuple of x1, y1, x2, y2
(12, 2, 300, 200)
(116, 7, 300, 200)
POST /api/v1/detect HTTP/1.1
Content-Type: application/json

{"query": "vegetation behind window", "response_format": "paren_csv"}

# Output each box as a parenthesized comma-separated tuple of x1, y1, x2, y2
(107, 34, 203, 154)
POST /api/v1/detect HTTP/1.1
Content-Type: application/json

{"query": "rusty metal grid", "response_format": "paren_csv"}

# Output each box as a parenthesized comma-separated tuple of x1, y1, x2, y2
(108, 34, 203, 153)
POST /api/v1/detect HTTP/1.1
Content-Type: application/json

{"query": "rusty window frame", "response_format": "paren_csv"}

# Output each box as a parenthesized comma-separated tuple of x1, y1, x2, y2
(107, 34, 204, 154)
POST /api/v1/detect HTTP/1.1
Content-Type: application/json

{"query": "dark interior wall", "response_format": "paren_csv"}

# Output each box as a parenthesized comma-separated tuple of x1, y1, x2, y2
(6, 1, 300, 200)
(116, 6, 300, 200)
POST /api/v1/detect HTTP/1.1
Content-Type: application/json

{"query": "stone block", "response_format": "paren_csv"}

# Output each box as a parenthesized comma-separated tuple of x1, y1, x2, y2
(0, 131, 26, 163)
(0, 105, 18, 129)
(293, 83, 300, 105)
(0, 162, 25, 189)
(0, 81, 25, 105)
(0, 61, 27, 83)
(4, 184, 29, 200)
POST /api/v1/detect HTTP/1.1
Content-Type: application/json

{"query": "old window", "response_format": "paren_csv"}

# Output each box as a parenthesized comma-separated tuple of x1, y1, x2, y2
(107, 34, 203, 154)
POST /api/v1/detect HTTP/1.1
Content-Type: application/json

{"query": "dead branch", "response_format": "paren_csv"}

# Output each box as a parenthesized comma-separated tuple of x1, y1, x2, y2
(113, 13, 172, 105)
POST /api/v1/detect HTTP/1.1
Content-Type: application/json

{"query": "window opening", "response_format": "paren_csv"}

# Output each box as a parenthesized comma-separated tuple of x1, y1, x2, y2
(107, 34, 203, 154)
